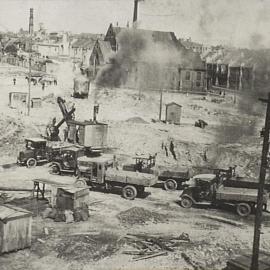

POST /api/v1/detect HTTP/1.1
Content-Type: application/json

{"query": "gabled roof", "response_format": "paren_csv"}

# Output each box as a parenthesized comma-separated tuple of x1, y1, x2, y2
(97, 40, 113, 61)
(166, 102, 182, 108)
(72, 38, 96, 49)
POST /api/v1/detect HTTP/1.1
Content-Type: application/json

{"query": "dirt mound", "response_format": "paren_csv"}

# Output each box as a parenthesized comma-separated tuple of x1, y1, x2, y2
(56, 231, 120, 261)
(117, 207, 169, 226)
(125, 117, 148, 124)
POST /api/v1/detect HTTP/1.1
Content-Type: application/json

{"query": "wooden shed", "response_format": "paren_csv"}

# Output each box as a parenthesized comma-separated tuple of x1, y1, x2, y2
(165, 102, 182, 125)
(0, 204, 32, 254)
(8, 92, 28, 108)
(55, 187, 90, 210)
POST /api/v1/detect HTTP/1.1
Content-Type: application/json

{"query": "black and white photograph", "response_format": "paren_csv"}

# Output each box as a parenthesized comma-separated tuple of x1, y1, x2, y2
(0, 0, 270, 269)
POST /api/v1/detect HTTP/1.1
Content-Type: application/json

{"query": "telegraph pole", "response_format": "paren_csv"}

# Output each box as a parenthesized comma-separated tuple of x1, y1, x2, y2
(159, 88, 163, 121)
(251, 92, 270, 270)
(27, 8, 33, 116)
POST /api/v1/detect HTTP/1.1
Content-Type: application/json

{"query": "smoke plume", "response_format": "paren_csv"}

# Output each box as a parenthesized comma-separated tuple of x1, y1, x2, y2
(96, 29, 146, 87)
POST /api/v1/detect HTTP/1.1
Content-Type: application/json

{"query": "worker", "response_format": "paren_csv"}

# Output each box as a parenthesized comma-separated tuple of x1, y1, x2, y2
(42, 82, 45, 91)
(63, 127, 68, 142)
(13, 77, 16, 85)
(170, 140, 177, 160)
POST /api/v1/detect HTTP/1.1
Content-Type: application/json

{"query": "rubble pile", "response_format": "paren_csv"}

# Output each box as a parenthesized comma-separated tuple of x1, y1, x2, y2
(56, 231, 120, 261)
(122, 233, 191, 261)
(181, 240, 239, 270)
(117, 207, 169, 226)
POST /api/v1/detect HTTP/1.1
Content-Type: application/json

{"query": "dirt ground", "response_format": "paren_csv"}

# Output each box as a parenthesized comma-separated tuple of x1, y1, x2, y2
(0, 63, 270, 270)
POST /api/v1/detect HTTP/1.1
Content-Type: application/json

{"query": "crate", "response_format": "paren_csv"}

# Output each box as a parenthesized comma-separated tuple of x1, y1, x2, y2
(55, 187, 89, 210)
(0, 204, 32, 254)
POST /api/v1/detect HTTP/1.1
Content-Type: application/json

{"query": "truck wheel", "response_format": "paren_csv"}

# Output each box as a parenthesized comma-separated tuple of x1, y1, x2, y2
(75, 179, 87, 187)
(26, 158, 37, 168)
(164, 179, 178, 191)
(50, 164, 60, 175)
(122, 185, 137, 200)
(180, 196, 193, 208)
(236, 203, 251, 217)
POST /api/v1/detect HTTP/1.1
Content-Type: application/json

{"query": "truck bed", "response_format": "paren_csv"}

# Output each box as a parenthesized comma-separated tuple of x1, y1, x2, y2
(216, 186, 267, 203)
(105, 168, 158, 187)
(158, 169, 190, 181)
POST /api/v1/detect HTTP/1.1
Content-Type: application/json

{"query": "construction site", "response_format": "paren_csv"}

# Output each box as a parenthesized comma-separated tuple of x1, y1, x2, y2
(1, 1, 270, 270)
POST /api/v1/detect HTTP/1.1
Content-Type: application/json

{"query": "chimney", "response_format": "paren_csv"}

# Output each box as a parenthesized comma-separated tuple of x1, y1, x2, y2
(133, 0, 138, 25)
(29, 8, 34, 36)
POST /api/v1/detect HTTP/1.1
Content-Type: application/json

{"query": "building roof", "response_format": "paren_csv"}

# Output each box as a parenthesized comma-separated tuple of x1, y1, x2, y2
(0, 204, 32, 221)
(180, 39, 203, 49)
(72, 38, 96, 49)
(26, 137, 47, 143)
(106, 24, 205, 70)
(97, 40, 114, 61)
(166, 102, 182, 107)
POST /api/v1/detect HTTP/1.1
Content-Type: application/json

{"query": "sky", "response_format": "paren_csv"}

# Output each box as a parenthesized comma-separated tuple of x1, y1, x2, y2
(0, 0, 270, 48)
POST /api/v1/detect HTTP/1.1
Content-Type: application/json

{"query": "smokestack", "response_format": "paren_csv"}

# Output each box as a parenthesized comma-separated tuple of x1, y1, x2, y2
(29, 8, 34, 36)
(133, 0, 138, 25)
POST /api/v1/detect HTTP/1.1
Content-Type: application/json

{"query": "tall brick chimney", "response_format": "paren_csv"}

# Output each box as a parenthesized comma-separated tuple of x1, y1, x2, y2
(29, 8, 34, 35)
(133, 0, 138, 25)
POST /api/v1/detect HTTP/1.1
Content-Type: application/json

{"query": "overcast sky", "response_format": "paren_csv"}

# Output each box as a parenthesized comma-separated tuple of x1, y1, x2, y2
(0, 0, 270, 48)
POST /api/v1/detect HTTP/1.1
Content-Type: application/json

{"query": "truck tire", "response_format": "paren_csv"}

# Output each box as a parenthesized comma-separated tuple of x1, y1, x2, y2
(180, 196, 193, 208)
(164, 179, 178, 191)
(236, 203, 251, 217)
(122, 185, 137, 200)
(50, 164, 60, 175)
(26, 158, 37, 168)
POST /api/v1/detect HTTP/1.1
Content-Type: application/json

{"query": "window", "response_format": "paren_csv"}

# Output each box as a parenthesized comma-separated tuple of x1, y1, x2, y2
(196, 72, 201, 81)
(196, 81, 201, 87)
(185, 71, 191, 81)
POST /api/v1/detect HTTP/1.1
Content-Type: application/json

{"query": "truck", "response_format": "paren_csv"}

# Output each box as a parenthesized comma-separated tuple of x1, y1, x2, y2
(17, 138, 52, 168)
(123, 154, 190, 190)
(179, 174, 268, 217)
(49, 145, 85, 175)
(76, 154, 157, 200)
(17, 138, 78, 168)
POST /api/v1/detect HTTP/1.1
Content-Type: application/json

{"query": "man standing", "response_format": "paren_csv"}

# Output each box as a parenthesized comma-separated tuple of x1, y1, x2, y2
(13, 77, 16, 85)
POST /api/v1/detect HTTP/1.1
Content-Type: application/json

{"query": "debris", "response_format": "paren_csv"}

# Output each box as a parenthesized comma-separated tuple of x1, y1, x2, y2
(44, 227, 49, 235)
(195, 119, 208, 129)
(181, 252, 205, 270)
(201, 214, 245, 227)
(117, 207, 168, 226)
(123, 233, 190, 261)
(56, 231, 120, 261)
(133, 251, 168, 261)
(37, 238, 46, 244)
(64, 210, 74, 223)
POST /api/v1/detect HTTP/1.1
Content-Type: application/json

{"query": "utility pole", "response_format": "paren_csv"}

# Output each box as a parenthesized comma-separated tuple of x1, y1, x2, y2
(159, 88, 163, 121)
(27, 8, 33, 116)
(250, 92, 270, 270)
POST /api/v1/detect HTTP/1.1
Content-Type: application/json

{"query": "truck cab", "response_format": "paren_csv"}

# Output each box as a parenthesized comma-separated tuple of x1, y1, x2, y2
(76, 154, 114, 184)
(17, 138, 49, 168)
(123, 154, 156, 174)
(49, 146, 85, 175)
